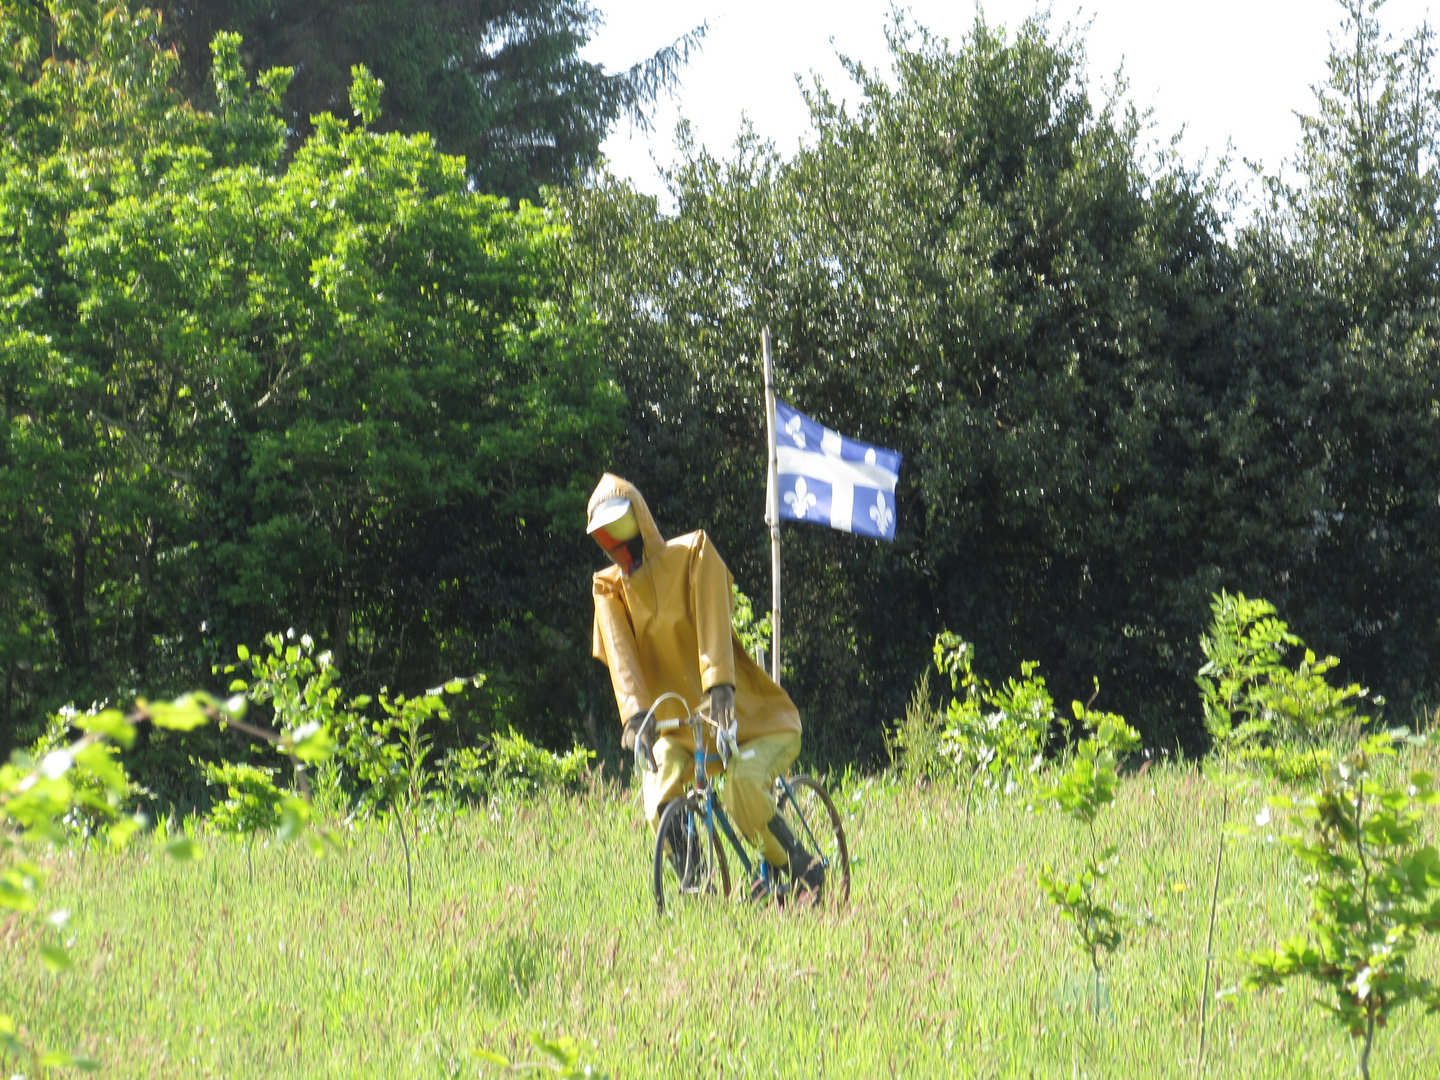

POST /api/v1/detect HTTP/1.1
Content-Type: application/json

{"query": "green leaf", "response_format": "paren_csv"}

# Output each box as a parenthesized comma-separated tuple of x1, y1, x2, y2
(40, 1049, 99, 1071)
(164, 836, 203, 862)
(40, 944, 73, 972)
(277, 797, 312, 843)
(146, 695, 210, 731)
(75, 742, 127, 794)
(107, 816, 143, 850)
(0, 864, 42, 912)
(287, 721, 336, 763)
(74, 708, 135, 748)
(531, 1033, 580, 1067)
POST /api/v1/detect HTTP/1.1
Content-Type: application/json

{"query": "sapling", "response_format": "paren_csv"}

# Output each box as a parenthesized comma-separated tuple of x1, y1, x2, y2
(1245, 733, 1440, 1080)
(199, 760, 290, 885)
(223, 631, 486, 907)
(1193, 590, 1281, 1076)
(334, 680, 480, 907)
(1194, 591, 1371, 1075)
(1036, 700, 1141, 1017)
(218, 631, 348, 802)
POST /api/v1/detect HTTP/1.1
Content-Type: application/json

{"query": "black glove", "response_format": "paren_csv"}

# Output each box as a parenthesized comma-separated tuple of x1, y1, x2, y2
(621, 712, 656, 772)
(709, 684, 736, 731)
(710, 684, 737, 765)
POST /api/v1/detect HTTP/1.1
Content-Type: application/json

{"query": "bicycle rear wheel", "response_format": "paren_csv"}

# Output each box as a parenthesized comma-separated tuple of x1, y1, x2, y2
(653, 794, 732, 915)
(774, 775, 851, 907)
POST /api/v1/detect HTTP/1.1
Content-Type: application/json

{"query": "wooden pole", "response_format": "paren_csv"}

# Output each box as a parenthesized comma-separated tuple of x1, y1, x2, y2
(762, 327, 781, 684)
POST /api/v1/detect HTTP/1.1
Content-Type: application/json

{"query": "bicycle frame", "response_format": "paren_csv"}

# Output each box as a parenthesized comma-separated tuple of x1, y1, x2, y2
(642, 695, 832, 892)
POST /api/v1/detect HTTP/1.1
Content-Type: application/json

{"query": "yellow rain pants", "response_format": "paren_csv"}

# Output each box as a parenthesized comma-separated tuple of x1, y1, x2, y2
(589, 473, 803, 868)
(645, 731, 801, 868)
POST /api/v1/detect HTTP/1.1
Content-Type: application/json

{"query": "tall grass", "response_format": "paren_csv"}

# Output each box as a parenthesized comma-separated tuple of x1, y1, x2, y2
(4, 758, 1438, 1078)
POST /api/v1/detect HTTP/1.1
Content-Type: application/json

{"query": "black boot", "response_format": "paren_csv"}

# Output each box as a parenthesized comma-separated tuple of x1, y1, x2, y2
(767, 813, 824, 898)
(659, 801, 703, 889)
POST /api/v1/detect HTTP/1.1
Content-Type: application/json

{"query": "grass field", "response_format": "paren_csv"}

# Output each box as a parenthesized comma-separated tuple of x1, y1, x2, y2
(5, 756, 1439, 1079)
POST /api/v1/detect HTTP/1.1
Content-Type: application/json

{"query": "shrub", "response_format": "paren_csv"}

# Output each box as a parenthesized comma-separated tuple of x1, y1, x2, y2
(911, 631, 1055, 807)
(885, 668, 945, 784)
(200, 761, 290, 838)
(730, 585, 773, 668)
(1194, 590, 1372, 1071)
(1197, 591, 1368, 775)
(488, 730, 593, 796)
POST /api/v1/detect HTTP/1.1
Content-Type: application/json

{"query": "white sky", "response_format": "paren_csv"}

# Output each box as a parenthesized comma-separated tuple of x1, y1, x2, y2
(581, 0, 1438, 204)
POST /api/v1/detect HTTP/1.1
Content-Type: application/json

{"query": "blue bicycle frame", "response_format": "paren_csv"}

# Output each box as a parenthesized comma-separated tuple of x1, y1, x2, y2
(645, 692, 831, 895)
(688, 736, 830, 892)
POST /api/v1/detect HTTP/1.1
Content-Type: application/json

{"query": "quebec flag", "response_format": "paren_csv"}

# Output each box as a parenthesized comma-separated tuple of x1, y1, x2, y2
(774, 401, 902, 542)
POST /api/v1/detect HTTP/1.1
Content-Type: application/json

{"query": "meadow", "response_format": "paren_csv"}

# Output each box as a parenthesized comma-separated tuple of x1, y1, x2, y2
(6, 754, 1439, 1079)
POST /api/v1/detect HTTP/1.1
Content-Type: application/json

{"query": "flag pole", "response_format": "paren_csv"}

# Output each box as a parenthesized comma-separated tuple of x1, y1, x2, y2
(761, 326, 782, 685)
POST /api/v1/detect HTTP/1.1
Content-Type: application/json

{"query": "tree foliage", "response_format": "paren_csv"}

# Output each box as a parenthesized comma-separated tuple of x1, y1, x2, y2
(157, 0, 706, 201)
(560, 4, 1440, 758)
(1224, 0, 1440, 724)
(0, 2, 622, 763)
(561, 14, 1233, 756)
(8, 1, 1440, 769)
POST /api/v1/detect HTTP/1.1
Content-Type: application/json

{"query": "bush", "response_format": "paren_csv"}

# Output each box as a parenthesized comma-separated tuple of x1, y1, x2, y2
(885, 669, 943, 784)
(487, 730, 593, 796)
(890, 631, 1058, 812)
(935, 631, 1053, 795)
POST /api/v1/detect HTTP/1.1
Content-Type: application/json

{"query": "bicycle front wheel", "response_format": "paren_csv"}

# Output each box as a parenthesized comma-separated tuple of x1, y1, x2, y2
(774, 775, 851, 907)
(653, 794, 732, 915)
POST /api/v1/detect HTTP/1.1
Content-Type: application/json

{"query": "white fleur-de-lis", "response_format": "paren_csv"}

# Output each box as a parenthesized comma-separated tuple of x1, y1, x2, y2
(864, 447, 876, 465)
(784, 477, 818, 519)
(785, 414, 806, 449)
(870, 491, 893, 534)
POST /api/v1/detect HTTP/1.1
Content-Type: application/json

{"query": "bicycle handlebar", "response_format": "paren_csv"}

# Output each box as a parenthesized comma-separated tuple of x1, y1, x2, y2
(633, 692, 742, 775)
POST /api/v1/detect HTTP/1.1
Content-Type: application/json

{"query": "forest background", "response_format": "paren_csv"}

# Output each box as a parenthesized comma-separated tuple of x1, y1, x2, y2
(4, 0, 1440, 804)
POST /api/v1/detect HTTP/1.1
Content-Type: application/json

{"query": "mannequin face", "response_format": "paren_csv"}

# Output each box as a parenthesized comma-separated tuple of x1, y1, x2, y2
(588, 497, 644, 575)
(602, 534, 645, 576)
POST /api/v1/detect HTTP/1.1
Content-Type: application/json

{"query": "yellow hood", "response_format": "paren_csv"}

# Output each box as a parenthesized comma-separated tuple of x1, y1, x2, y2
(587, 473, 665, 569)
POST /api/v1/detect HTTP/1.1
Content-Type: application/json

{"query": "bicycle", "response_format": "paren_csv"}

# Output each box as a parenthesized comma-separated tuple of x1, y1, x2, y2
(633, 692, 851, 915)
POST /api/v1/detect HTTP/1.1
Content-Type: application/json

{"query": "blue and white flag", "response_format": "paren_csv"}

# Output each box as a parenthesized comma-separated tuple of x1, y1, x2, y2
(774, 401, 902, 541)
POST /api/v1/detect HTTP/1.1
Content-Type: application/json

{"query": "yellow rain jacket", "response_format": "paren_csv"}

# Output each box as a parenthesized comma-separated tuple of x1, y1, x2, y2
(589, 474, 801, 746)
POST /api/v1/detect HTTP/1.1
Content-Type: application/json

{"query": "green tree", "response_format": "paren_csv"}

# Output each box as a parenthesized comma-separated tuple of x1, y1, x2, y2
(0, 1, 211, 732)
(1225, 0, 1440, 716)
(157, 0, 706, 201)
(561, 14, 1234, 757)
(1036, 702, 1141, 1018)
(0, 3, 622, 768)
(564, 2, 1440, 759)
